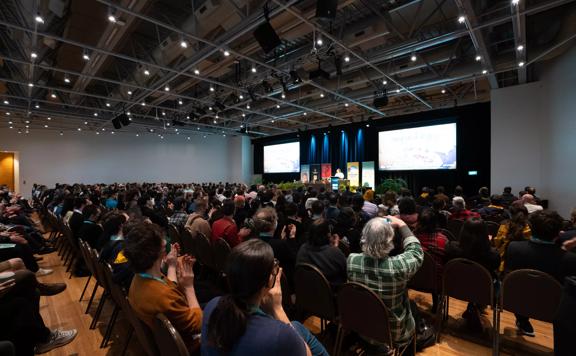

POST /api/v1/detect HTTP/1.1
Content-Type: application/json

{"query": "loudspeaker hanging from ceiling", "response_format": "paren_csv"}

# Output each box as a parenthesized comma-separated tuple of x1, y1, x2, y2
(112, 112, 130, 129)
(373, 89, 389, 108)
(316, 0, 338, 19)
(253, 3, 282, 53)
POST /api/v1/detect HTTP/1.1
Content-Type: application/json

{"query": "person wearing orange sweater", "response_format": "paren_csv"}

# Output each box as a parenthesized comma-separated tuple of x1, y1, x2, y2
(124, 223, 202, 352)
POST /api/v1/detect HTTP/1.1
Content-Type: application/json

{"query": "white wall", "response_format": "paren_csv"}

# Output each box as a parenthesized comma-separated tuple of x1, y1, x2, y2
(491, 45, 576, 216)
(0, 130, 253, 197)
(228, 135, 253, 185)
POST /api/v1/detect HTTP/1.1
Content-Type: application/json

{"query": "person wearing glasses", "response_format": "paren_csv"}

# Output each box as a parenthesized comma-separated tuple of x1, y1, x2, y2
(202, 239, 328, 356)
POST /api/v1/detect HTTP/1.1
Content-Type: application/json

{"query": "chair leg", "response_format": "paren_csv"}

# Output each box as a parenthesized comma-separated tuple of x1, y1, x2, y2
(79, 275, 92, 301)
(90, 292, 108, 329)
(493, 304, 500, 356)
(121, 326, 133, 356)
(101, 304, 120, 348)
(86, 283, 99, 314)
(435, 295, 446, 343)
(334, 326, 343, 356)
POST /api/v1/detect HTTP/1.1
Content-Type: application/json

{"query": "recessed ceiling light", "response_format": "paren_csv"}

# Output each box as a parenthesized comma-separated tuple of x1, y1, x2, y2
(458, 15, 466, 24)
(93, 112, 98, 116)
(482, 69, 488, 74)
(344, 56, 350, 62)
(2, 100, 8, 105)
(164, 86, 170, 92)
(410, 54, 417, 62)
(143, 69, 150, 76)
(108, 15, 116, 23)
(180, 40, 188, 49)
(518, 61, 525, 67)
(441, 89, 446, 94)
(194, 69, 200, 75)
(223, 50, 230, 57)
(316, 38, 323, 46)
(517, 45, 524, 51)
(178, 99, 183, 105)
(251, 67, 257, 73)
(82, 52, 90, 61)
(106, 102, 111, 107)
(31, 52, 38, 59)
(64, 77, 71, 83)
(35, 14, 44, 24)
(127, 90, 132, 95)
(475, 55, 482, 61)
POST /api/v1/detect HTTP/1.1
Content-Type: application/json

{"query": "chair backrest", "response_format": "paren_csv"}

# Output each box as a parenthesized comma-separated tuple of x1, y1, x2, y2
(167, 224, 182, 247)
(408, 251, 437, 292)
(294, 263, 337, 320)
(153, 314, 191, 356)
(101, 262, 159, 356)
(338, 239, 351, 257)
(212, 238, 231, 272)
(436, 228, 457, 241)
(446, 219, 464, 240)
(337, 282, 393, 346)
(179, 228, 197, 257)
(484, 221, 501, 237)
(193, 232, 214, 269)
(442, 258, 494, 306)
(501, 269, 562, 322)
(89, 248, 109, 290)
(78, 240, 95, 275)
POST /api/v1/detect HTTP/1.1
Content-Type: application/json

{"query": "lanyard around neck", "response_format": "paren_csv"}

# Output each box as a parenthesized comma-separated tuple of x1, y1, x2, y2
(138, 272, 167, 285)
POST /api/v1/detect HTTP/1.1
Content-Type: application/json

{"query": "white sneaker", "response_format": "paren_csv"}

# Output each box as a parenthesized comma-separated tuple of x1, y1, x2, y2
(35, 328, 78, 354)
(36, 268, 54, 277)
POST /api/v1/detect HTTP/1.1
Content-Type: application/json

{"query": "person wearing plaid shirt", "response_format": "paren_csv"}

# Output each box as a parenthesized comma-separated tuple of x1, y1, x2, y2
(168, 198, 189, 229)
(347, 216, 423, 348)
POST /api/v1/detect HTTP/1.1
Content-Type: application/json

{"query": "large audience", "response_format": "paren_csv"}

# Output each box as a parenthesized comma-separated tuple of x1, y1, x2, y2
(1, 182, 575, 355)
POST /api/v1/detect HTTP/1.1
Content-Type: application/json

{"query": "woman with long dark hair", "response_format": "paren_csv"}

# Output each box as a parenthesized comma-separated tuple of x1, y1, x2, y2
(202, 239, 328, 355)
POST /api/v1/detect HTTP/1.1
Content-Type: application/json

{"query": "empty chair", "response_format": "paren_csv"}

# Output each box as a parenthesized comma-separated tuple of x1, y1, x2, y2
(496, 269, 562, 353)
(193, 232, 215, 270)
(294, 264, 337, 334)
(335, 282, 415, 356)
(153, 314, 191, 356)
(437, 258, 497, 354)
(408, 250, 438, 294)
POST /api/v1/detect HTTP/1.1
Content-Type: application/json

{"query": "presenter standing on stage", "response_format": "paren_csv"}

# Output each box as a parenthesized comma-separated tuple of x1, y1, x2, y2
(335, 168, 345, 179)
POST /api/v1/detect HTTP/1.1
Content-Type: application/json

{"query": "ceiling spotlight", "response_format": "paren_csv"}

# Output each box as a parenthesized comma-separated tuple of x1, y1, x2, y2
(223, 50, 230, 57)
(102, 128, 106, 131)
(6, 112, 11, 116)
(242, 113, 246, 117)
(271, 119, 275, 123)
(31, 52, 38, 59)
(209, 86, 215, 92)
(320, 93, 325, 98)
(382, 79, 388, 85)
(47, 117, 51, 120)
(141, 102, 146, 106)
(64, 77, 71, 83)
(246, 104, 250, 109)
(82, 51, 90, 61)
(111, 131, 115, 134)
(83, 121, 88, 125)
(276, 104, 280, 109)
(475, 55, 482, 61)
(143, 69, 150, 76)
(108, 15, 117, 23)
(136, 133, 139, 137)
(281, 93, 286, 99)
(213, 119, 217, 124)
(344, 103, 349, 107)
(93, 112, 98, 116)
(239, 94, 244, 100)
(180, 40, 188, 49)
(251, 66, 257, 73)
(105, 102, 111, 107)
(517, 45, 524, 51)
(410, 54, 417, 62)
(458, 15, 466, 24)
(8, 120, 13, 124)
(316, 38, 323, 46)
(512, 0, 520, 5)
(60, 131, 63, 135)
(164, 86, 170, 92)
(3, 100, 8, 105)
(77, 127, 82, 131)
(35, 14, 44, 24)
(194, 69, 200, 75)
(178, 99, 183, 105)
(162, 111, 166, 116)
(127, 111, 131, 115)
(28, 82, 34, 87)
(482, 69, 488, 74)
(518, 61, 525, 67)
(395, 89, 401, 93)
(344, 55, 350, 62)
(51, 93, 57, 99)
(96, 132, 100, 135)
(441, 89, 446, 94)
(127, 90, 132, 95)
(35, 104, 40, 108)
(303, 112, 307, 116)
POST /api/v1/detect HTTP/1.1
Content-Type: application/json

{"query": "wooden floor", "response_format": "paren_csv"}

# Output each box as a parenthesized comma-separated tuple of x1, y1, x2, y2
(36, 250, 555, 356)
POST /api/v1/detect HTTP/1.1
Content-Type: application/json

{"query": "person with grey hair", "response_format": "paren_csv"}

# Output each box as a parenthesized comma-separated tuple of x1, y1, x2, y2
(347, 215, 423, 352)
(449, 196, 480, 221)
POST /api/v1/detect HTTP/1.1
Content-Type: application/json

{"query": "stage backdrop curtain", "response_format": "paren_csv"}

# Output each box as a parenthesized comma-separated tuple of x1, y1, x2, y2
(349, 128, 365, 162)
(307, 134, 318, 164)
(321, 133, 330, 163)
(336, 130, 349, 174)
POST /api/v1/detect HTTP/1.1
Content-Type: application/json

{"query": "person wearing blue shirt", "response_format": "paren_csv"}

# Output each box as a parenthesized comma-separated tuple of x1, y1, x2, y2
(201, 239, 328, 356)
(105, 193, 118, 210)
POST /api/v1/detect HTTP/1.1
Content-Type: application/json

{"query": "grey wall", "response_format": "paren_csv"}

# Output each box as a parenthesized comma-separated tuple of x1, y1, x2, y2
(491, 45, 576, 216)
(0, 130, 251, 197)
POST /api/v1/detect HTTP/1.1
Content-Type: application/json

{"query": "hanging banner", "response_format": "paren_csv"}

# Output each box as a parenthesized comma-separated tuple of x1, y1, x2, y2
(321, 163, 332, 180)
(300, 164, 310, 183)
(347, 162, 360, 187)
(362, 161, 375, 189)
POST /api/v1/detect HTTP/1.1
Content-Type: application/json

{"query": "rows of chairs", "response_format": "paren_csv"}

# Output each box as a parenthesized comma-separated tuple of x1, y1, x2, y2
(38, 209, 192, 356)
(442, 219, 501, 241)
(293, 252, 561, 355)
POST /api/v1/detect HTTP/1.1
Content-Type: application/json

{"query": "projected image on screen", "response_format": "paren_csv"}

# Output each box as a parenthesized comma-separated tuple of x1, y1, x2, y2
(264, 142, 300, 173)
(379, 123, 457, 171)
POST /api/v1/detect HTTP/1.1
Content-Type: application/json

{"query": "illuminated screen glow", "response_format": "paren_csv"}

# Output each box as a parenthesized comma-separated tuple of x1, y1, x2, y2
(264, 142, 300, 173)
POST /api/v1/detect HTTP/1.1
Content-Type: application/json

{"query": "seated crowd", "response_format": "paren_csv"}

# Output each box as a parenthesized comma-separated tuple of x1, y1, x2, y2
(1, 182, 575, 355)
